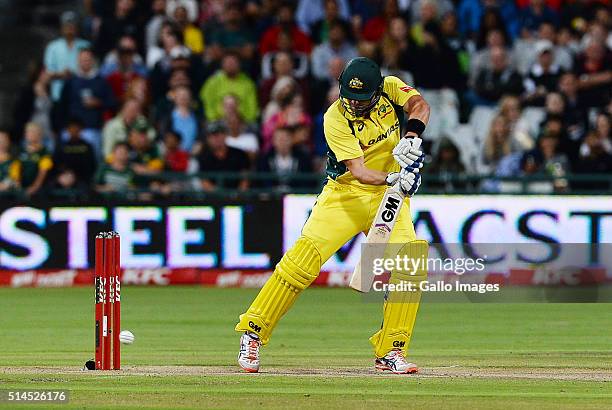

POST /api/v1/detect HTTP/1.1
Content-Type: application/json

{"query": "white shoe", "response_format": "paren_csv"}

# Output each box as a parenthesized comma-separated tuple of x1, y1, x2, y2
(238, 332, 261, 373)
(375, 349, 418, 374)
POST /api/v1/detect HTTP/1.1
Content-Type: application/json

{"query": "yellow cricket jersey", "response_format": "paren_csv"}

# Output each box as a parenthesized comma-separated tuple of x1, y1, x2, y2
(323, 76, 420, 190)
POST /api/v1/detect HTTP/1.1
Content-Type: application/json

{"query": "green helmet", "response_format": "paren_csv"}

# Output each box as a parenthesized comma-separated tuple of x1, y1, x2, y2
(338, 57, 383, 117)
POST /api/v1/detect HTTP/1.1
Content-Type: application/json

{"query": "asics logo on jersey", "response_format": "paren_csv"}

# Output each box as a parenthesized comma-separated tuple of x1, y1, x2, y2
(367, 121, 400, 145)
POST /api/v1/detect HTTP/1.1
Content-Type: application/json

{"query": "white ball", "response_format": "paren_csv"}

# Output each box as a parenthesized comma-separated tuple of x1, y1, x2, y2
(119, 330, 135, 345)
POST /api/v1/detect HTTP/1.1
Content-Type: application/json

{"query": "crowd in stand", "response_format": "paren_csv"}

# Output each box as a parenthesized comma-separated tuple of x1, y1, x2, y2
(0, 0, 610, 197)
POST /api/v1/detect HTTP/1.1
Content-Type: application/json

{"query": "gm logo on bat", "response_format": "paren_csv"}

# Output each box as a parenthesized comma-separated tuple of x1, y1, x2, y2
(381, 196, 401, 223)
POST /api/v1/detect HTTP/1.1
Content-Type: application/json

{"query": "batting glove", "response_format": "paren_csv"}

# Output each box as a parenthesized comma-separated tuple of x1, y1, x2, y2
(386, 169, 421, 197)
(393, 138, 425, 170)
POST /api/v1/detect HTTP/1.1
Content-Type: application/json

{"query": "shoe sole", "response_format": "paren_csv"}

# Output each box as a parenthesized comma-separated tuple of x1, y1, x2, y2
(375, 363, 418, 374)
(238, 362, 259, 373)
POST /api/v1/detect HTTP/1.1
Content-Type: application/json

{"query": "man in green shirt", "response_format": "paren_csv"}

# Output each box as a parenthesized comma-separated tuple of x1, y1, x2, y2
(95, 142, 134, 192)
(200, 53, 259, 124)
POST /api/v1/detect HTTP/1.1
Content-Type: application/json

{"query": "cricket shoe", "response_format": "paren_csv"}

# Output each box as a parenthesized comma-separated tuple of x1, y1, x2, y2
(238, 332, 261, 373)
(375, 350, 418, 374)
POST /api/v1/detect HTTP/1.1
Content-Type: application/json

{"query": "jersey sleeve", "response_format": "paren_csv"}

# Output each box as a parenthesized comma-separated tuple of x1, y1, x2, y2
(323, 106, 363, 162)
(382, 76, 420, 107)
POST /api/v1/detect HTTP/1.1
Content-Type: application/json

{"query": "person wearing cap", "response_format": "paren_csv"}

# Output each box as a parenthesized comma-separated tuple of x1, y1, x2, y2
(234, 57, 431, 375)
(196, 121, 250, 191)
(44, 11, 91, 102)
(102, 98, 155, 159)
(523, 39, 564, 106)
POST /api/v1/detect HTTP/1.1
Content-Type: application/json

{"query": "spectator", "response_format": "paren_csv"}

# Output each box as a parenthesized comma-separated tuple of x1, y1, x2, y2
(52, 118, 97, 190)
(256, 127, 313, 190)
(440, 11, 471, 76)
(127, 120, 164, 182)
(311, 21, 358, 81)
(259, 2, 313, 55)
(147, 21, 183, 69)
(166, 0, 199, 23)
(95, 142, 135, 193)
(200, 53, 259, 123)
(361, 0, 402, 43)
(207, 2, 256, 63)
(573, 131, 612, 191)
(457, 0, 520, 41)
(95, 0, 142, 58)
(482, 115, 521, 170)
(162, 130, 189, 173)
(102, 99, 154, 158)
(498, 95, 536, 149)
(172, 4, 204, 55)
(44, 11, 91, 102)
(558, 72, 588, 141)
(592, 113, 611, 148)
(260, 31, 310, 80)
(520, 132, 569, 192)
(426, 138, 467, 191)
(151, 45, 206, 104)
(308, 0, 353, 44)
(223, 97, 259, 155)
(17, 123, 53, 197)
(197, 121, 250, 191)
(103, 36, 148, 103)
(519, 0, 559, 37)
(58, 48, 116, 157)
(0, 130, 19, 192)
(260, 52, 309, 107)
(469, 29, 511, 88)
(145, 0, 168, 51)
(311, 56, 344, 115)
(13, 62, 53, 146)
(573, 41, 612, 108)
(534, 22, 573, 71)
(522, 40, 564, 106)
(159, 86, 202, 153)
(262, 93, 312, 153)
(472, 46, 524, 105)
(410, 0, 440, 47)
(297, 0, 351, 35)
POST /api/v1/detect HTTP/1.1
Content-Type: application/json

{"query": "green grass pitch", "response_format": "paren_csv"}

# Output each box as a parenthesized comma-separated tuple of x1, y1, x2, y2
(0, 286, 611, 409)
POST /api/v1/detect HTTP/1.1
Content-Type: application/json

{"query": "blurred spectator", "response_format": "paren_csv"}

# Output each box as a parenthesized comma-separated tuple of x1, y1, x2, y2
(498, 95, 536, 149)
(200, 53, 259, 123)
(95, 0, 142, 58)
(13, 62, 53, 146)
(103, 99, 154, 158)
(591, 112, 611, 149)
(151, 45, 206, 103)
(256, 127, 313, 190)
(311, 21, 357, 80)
(522, 40, 564, 106)
(95, 142, 135, 193)
(0, 130, 19, 192)
(313, 86, 340, 165)
(158, 86, 202, 153)
(51, 118, 97, 191)
(410, 0, 440, 47)
(259, 2, 313, 55)
(44, 11, 91, 102)
(262, 94, 312, 153)
(410, 0, 455, 25)
(311, 56, 344, 115)
(520, 132, 568, 192)
(471, 46, 524, 105)
(127, 120, 164, 177)
(166, 0, 199, 23)
(207, 2, 256, 63)
(197, 122, 250, 191)
(17, 123, 53, 197)
(469, 29, 511, 88)
(162, 131, 189, 173)
(223, 97, 259, 155)
(261, 32, 310, 80)
(440, 11, 471, 76)
(457, 0, 520, 41)
(297, 0, 351, 36)
(573, 130, 612, 190)
(573, 41, 612, 108)
(476, 7, 512, 49)
(482, 115, 521, 170)
(58, 48, 116, 157)
(426, 138, 467, 191)
(534, 22, 573, 71)
(53, 119, 97, 189)
(145, 0, 168, 51)
(147, 21, 183, 69)
(172, 4, 204, 55)
(361, 0, 402, 43)
(518, 0, 559, 37)
(260, 52, 309, 107)
(557, 72, 588, 141)
(307, 0, 353, 44)
(380, 17, 412, 82)
(102, 36, 148, 103)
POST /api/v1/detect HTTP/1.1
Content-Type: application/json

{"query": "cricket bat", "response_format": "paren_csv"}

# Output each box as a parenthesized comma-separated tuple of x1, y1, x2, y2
(349, 138, 421, 292)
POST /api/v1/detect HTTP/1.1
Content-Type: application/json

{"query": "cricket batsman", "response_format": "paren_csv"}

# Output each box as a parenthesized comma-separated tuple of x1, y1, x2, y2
(236, 57, 430, 374)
